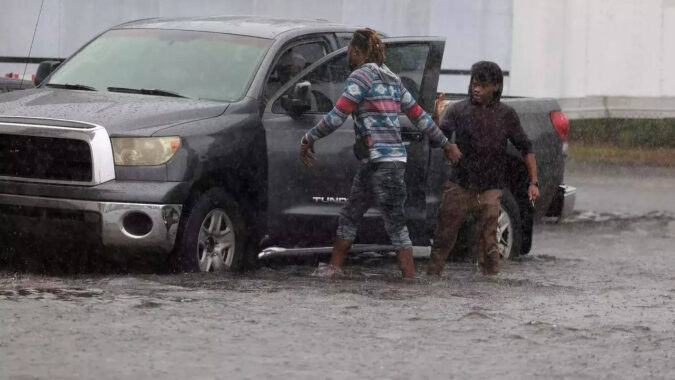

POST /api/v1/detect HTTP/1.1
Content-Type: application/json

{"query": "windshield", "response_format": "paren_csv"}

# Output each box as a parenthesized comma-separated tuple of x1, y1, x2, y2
(47, 29, 272, 102)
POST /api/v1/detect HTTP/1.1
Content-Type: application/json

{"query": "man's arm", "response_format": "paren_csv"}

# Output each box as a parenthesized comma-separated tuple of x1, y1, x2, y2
(302, 97, 356, 145)
(300, 71, 369, 167)
(436, 99, 462, 164)
(506, 109, 539, 201)
(303, 71, 369, 145)
(300, 96, 357, 167)
(399, 86, 447, 148)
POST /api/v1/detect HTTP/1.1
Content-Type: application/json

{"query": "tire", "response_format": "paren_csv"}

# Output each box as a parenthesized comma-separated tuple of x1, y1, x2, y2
(172, 188, 258, 273)
(0, 230, 16, 268)
(498, 190, 523, 260)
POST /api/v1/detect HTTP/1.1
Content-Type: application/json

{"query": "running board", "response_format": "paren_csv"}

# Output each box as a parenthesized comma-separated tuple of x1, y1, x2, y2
(258, 245, 396, 260)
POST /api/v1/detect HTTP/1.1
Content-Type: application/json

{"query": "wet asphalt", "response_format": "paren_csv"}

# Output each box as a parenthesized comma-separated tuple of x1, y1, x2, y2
(1, 162, 674, 380)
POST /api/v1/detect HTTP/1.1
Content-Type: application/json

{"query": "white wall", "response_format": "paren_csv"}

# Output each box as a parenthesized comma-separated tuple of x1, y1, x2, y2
(0, 0, 513, 93)
(510, 0, 675, 98)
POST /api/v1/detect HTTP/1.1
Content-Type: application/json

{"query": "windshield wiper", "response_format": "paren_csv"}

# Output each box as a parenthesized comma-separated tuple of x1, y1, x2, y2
(45, 83, 97, 91)
(107, 87, 186, 98)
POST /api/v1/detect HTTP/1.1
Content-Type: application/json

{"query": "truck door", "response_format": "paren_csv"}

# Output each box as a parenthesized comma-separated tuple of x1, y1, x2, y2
(262, 37, 446, 248)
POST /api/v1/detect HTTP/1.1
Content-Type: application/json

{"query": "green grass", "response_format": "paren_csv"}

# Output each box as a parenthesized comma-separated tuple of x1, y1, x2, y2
(569, 143, 675, 167)
(570, 118, 675, 148)
(567, 118, 675, 166)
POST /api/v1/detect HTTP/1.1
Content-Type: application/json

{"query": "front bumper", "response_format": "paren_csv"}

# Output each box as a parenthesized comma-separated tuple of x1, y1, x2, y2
(0, 193, 182, 253)
(546, 185, 577, 221)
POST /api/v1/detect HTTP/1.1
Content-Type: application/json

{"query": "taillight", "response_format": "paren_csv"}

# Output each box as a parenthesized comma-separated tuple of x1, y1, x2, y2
(550, 111, 569, 142)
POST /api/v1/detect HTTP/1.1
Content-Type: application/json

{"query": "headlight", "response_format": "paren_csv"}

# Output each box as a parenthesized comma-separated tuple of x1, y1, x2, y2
(111, 137, 181, 166)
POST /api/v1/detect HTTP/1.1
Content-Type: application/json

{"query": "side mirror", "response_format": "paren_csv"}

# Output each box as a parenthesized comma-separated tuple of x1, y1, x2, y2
(280, 80, 311, 118)
(34, 60, 61, 86)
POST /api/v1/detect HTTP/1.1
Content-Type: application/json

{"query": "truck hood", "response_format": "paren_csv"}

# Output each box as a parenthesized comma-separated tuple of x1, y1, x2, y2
(0, 89, 228, 135)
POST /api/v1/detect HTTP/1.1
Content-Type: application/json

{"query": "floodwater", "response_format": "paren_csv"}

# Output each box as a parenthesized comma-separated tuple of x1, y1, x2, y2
(1, 162, 674, 379)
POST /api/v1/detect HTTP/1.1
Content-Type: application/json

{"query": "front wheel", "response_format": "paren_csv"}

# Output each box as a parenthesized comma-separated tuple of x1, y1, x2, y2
(498, 190, 523, 260)
(172, 189, 257, 272)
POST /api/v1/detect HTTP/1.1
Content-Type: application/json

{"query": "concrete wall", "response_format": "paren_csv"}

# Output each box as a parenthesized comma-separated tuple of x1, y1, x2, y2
(510, 0, 675, 98)
(0, 0, 514, 94)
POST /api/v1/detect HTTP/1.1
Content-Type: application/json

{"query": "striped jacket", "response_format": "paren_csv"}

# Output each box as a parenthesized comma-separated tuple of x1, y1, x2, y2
(304, 63, 447, 162)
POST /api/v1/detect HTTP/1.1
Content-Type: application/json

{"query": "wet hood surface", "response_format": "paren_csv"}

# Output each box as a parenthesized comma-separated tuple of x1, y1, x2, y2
(0, 89, 228, 135)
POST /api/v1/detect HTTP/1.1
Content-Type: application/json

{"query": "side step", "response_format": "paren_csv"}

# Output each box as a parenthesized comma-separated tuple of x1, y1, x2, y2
(258, 245, 395, 260)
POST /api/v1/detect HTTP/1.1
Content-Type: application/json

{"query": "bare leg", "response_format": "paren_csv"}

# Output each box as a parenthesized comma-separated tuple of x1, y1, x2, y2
(328, 238, 353, 270)
(396, 248, 415, 278)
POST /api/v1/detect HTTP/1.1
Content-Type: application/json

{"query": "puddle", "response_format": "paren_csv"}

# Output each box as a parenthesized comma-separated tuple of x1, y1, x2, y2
(0, 287, 104, 301)
(563, 210, 674, 224)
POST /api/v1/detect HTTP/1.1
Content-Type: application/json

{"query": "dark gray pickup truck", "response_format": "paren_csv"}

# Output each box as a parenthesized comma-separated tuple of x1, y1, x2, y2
(0, 16, 575, 272)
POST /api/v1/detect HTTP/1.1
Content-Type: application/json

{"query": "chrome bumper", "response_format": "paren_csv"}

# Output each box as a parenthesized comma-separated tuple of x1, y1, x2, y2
(0, 193, 182, 252)
(558, 185, 577, 220)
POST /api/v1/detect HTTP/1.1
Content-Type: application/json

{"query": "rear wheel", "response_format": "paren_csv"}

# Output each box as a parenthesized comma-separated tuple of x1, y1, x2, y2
(498, 190, 523, 260)
(0, 230, 16, 268)
(173, 188, 257, 272)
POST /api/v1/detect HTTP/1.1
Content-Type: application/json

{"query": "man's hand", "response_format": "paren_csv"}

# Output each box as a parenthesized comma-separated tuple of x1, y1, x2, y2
(528, 184, 540, 202)
(433, 92, 451, 125)
(300, 136, 317, 168)
(443, 143, 462, 164)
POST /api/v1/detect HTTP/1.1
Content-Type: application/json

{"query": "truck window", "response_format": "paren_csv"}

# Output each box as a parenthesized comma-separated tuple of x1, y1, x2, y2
(272, 52, 349, 114)
(272, 43, 430, 114)
(384, 44, 430, 102)
(335, 33, 352, 48)
(265, 41, 327, 101)
(46, 29, 272, 102)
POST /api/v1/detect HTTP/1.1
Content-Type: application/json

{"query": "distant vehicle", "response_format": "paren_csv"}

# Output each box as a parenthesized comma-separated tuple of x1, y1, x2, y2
(0, 77, 34, 93)
(0, 16, 575, 272)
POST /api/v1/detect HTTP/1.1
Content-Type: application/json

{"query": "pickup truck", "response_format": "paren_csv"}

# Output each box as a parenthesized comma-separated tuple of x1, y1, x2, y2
(0, 16, 575, 272)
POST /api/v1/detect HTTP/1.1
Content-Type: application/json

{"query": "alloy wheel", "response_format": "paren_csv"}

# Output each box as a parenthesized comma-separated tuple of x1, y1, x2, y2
(197, 209, 236, 272)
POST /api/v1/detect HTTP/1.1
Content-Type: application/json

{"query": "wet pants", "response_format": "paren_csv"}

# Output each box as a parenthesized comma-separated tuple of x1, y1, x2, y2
(428, 181, 502, 273)
(336, 161, 412, 251)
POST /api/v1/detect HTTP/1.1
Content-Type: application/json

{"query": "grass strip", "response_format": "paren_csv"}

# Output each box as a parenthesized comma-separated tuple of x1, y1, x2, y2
(569, 118, 675, 148)
(569, 143, 675, 167)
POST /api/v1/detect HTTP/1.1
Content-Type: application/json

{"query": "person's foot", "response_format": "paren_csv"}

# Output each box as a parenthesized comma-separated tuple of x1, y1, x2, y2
(481, 251, 500, 276)
(396, 248, 416, 278)
(311, 263, 345, 278)
(426, 264, 443, 276)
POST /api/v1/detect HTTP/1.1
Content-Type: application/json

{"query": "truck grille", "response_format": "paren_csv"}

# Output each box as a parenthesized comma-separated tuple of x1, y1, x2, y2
(0, 134, 93, 182)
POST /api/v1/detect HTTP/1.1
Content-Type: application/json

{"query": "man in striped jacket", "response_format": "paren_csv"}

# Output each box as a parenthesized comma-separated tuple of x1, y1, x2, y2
(300, 28, 460, 278)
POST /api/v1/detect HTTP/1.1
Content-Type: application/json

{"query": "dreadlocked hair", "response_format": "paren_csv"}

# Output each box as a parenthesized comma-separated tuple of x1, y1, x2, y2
(350, 28, 386, 66)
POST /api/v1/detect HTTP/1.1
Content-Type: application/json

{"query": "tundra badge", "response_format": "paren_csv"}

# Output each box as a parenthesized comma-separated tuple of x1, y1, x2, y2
(312, 197, 348, 204)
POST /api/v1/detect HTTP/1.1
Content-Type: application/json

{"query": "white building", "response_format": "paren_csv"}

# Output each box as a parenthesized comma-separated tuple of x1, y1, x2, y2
(510, 0, 675, 118)
(0, 0, 515, 94)
(1, 0, 673, 117)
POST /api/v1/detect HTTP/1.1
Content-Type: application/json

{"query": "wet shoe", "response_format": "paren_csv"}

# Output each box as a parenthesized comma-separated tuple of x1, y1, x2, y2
(311, 263, 345, 278)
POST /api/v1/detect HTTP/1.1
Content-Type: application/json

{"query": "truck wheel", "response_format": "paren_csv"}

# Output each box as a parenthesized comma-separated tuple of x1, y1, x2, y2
(0, 232, 15, 268)
(173, 189, 256, 272)
(498, 190, 523, 260)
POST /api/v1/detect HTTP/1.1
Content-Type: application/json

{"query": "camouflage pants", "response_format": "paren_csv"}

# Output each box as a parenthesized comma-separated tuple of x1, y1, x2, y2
(336, 161, 412, 251)
(428, 181, 502, 274)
